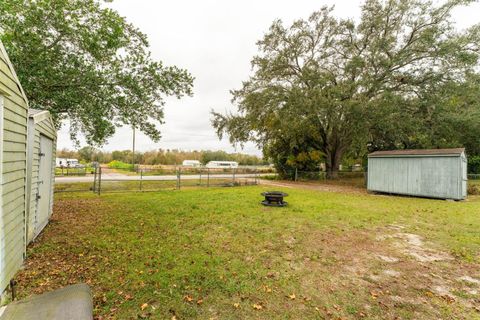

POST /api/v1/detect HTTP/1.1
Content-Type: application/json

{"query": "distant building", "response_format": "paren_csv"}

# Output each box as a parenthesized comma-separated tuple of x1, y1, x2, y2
(56, 158, 80, 167)
(206, 161, 238, 168)
(182, 160, 201, 167)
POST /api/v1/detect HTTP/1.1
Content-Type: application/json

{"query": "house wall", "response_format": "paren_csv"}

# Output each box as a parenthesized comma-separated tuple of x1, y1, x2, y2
(368, 155, 464, 200)
(26, 114, 56, 243)
(0, 43, 28, 294)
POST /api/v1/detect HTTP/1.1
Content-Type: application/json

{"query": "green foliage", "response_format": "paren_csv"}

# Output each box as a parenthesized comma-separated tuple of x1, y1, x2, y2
(212, 0, 480, 178)
(468, 156, 480, 174)
(77, 146, 96, 162)
(0, 0, 194, 145)
(107, 160, 133, 171)
(200, 150, 267, 165)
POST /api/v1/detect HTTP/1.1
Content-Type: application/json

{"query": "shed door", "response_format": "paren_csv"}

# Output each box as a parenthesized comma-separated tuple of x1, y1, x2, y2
(35, 135, 53, 236)
(461, 156, 468, 198)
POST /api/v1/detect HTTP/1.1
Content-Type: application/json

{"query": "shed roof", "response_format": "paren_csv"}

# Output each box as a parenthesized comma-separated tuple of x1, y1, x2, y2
(28, 108, 54, 126)
(0, 40, 29, 106)
(368, 148, 465, 157)
(28, 108, 46, 116)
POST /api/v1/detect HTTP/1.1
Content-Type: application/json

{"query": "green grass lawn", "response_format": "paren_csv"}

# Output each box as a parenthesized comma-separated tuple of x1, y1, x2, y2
(17, 186, 480, 319)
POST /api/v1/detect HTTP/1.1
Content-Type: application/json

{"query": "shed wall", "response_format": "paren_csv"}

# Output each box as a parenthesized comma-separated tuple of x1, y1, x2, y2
(26, 115, 56, 243)
(0, 44, 28, 294)
(368, 156, 464, 200)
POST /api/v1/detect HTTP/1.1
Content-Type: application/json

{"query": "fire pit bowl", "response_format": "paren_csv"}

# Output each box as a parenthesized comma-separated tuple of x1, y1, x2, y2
(261, 191, 288, 207)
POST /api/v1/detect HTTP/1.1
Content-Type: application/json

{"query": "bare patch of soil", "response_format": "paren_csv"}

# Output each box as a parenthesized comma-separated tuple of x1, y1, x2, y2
(259, 179, 366, 195)
(294, 226, 480, 319)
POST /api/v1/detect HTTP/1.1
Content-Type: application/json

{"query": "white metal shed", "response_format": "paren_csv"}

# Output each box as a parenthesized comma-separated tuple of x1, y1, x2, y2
(367, 148, 467, 200)
(26, 109, 56, 243)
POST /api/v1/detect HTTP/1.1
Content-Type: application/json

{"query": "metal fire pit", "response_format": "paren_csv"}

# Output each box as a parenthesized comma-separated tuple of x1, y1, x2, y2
(261, 191, 288, 207)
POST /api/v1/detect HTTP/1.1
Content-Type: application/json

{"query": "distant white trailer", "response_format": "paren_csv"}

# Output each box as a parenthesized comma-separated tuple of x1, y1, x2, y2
(182, 160, 201, 167)
(68, 158, 80, 167)
(56, 158, 80, 167)
(206, 161, 238, 169)
(56, 157, 66, 167)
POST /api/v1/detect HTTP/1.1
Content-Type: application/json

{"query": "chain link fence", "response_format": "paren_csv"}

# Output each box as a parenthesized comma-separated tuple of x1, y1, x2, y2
(275, 168, 480, 193)
(55, 166, 263, 194)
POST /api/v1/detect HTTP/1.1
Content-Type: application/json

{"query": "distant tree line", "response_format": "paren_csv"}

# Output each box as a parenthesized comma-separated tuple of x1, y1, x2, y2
(57, 147, 268, 166)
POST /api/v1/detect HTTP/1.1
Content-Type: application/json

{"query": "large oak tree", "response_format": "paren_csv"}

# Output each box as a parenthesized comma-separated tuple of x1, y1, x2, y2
(0, 0, 194, 145)
(212, 0, 480, 178)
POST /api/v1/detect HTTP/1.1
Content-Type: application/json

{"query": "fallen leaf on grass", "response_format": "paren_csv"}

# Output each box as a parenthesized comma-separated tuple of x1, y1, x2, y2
(141, 303, 149, 310)
(252, 303, 263, 310)
(288, 293, 296, 300)
(441, 295, 455, 303)
(425, 291, 434, 298)
(261, 285, 272, 293)
(233, 303, 240, 309)
(196, 299, 203, 305)
(184, 295, 193, 302)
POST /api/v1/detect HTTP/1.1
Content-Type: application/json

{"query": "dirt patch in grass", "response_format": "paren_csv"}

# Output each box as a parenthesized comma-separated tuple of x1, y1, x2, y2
(259, 179, 366, 195)
(293, 226, 480, 319)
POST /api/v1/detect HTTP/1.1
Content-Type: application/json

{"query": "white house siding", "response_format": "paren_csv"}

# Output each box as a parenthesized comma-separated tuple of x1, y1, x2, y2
(0, 42, 28, 295)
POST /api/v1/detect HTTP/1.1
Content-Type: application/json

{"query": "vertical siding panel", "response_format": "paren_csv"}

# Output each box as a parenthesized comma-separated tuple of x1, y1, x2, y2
(368, 151, 465, 200)
(0, 41, 28, 294)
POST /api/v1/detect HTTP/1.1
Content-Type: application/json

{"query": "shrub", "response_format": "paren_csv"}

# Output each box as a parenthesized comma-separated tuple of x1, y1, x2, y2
(107, 160, 134, 171)
(468, 184, 480, 195)
(468, 155, 480, 174)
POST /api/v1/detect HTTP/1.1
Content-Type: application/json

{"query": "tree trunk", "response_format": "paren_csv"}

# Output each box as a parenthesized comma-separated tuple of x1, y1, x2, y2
(325, 149, 343, 179)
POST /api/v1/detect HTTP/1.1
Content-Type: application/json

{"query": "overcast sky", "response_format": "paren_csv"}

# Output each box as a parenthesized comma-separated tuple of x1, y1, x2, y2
(56, 0, 480, 156)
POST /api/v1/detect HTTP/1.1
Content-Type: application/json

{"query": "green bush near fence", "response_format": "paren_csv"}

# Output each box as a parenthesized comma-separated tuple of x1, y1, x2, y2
(107, 160, 134, 171)
(468, 156, 480, 174)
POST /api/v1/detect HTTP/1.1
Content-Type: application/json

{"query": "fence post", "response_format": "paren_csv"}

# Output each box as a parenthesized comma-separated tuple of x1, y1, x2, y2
(140, 169, 143, 192)
(207, 168, 210, 187)
(93, 166, 97, 192)
(97, 166, 102, 195)
(364, 166, 368, 187)
(295, 168, 298, 182)
(176, 168, 181, 190)
(199, 168, 202, 186)
(232, 168, 236, 185)
(255, 167, 257, 185)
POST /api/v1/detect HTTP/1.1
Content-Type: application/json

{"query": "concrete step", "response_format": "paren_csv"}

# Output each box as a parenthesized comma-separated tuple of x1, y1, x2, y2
(0, 284, 93, 320)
